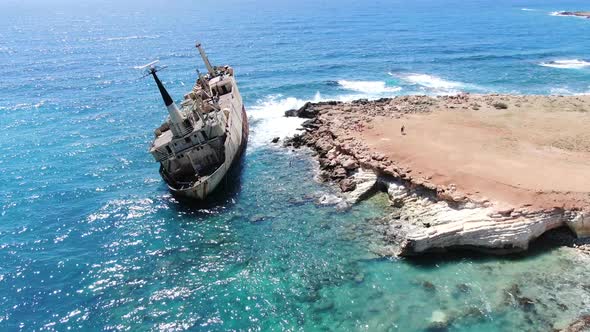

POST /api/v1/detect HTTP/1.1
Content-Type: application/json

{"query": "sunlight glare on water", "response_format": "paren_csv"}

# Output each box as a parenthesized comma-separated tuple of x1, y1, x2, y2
(1, 0, 590, 330)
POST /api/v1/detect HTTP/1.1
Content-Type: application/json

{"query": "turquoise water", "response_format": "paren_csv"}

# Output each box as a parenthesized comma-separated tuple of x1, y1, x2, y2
(2, 0, 590, 330)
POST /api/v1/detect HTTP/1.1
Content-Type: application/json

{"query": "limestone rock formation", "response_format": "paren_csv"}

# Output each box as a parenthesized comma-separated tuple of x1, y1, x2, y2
(343, 168, 378, 204)
(284, 95, 590, 256)
(382, 179, 575, 255)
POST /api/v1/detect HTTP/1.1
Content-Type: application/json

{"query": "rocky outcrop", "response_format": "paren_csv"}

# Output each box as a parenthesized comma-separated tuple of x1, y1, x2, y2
(559, 315, 590, 332)
(284, 96, 590, 256)
(343, 168, 378, 204)
(285, 101, 342, 118)
(382, 179, 581, 255)
(566, 212, 590, 237)
(555, 11, 590, 19)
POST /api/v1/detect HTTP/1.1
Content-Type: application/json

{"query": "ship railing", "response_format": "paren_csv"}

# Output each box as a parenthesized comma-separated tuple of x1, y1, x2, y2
(177, 123, 194, 137)
(152, 148, 173, 162)
(155, 152, 172, 162)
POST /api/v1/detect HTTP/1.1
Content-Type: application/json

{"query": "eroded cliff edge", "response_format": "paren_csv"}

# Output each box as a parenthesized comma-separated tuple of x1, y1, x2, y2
(283, 95, 590, 256)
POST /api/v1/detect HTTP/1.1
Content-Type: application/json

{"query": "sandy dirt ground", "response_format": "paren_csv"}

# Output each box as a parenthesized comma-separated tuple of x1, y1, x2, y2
(361, 95, 590, 210)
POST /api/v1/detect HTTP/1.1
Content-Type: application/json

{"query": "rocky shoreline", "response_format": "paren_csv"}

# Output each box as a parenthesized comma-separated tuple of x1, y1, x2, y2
(282, 95, 590, 256)
(555, 11, 590, 19)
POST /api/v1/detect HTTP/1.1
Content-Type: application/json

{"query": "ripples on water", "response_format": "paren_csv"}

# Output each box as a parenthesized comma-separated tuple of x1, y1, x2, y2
(4, 148, 590, 331)
(1, 0, 590, 330)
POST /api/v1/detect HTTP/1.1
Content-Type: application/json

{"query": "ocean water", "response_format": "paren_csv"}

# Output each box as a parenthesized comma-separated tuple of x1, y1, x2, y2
(2, 0, 590, 330)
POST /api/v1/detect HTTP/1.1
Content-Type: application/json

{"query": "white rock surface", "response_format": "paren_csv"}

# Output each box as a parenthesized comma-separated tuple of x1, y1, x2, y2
(566, 212, 590, 238)
(344, 168, 378, 204)
(430, 310, 448, 325)
(382, 180, 576, 255)
(318, 193, 343, 206)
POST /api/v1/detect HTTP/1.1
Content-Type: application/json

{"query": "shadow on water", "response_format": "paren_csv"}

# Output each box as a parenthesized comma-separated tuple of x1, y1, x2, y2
(403, 227, 578, 268)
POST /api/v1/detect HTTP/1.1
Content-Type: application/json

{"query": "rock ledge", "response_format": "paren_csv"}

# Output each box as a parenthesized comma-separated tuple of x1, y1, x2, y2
(284, 95, 590, 256)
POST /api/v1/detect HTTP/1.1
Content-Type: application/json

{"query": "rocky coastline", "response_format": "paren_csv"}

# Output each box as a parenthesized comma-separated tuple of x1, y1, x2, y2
(555, 11, 590, 19)
(282, 95, 590, 256)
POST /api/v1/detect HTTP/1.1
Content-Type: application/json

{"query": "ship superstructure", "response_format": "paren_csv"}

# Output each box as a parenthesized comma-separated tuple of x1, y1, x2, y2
(143, 42, 248, 199)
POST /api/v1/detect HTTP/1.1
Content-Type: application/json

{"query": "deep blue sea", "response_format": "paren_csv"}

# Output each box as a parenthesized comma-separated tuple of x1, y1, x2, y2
(2, 0, 590, 330)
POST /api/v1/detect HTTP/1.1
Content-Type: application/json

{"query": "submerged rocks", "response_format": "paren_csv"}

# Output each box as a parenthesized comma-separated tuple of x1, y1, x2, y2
(313, 298, 335, 313)
(317, 193, 349, 210)
(317, 193, 343, 206)
(427, 310, 450, 332)
(559, 315, 590, 332)
(421, 281, 437, 292)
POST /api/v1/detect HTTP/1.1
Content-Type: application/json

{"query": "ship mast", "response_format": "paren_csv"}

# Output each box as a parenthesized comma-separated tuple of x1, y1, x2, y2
(142, 63, 188, 138)
(195, 42, 215, 75)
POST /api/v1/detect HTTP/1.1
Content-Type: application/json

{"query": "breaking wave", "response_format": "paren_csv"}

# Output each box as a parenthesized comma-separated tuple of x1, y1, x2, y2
(105, 35, 160, 41)
(402, 74, 464, 89)
(249, 79, 409, 149)
(521, 8, 537, 11)
(392, 73, 479, 95)
(549, 87, 590, 95)
(250, 73, 485, 149)
(337, 80, 401, 94)
(539, 59, 590, 69)
(247, 94, 318, 150)
(0, 100, 46, 111)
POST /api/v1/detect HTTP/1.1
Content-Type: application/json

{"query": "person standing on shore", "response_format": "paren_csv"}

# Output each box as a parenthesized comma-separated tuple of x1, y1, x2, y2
(401, 125, 405, 135)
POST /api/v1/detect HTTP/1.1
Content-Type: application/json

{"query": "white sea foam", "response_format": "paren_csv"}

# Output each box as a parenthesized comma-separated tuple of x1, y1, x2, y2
(402, 74, 464, 89)
(0, 100, 46, 111)
(249, 74, 476, 149)
(394, 73, 473, 95)
(521, 8, 536, 11)
(549, 87, 590, 95)
(540, 59, 590, 69)
(247, 90, 390, 150)
(549, 87, 577, 95)
(105, 35, 160, 41)
(247, 94, 317, 150)
(337, 80, 401, 94)
(0, 47, 15, 54)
